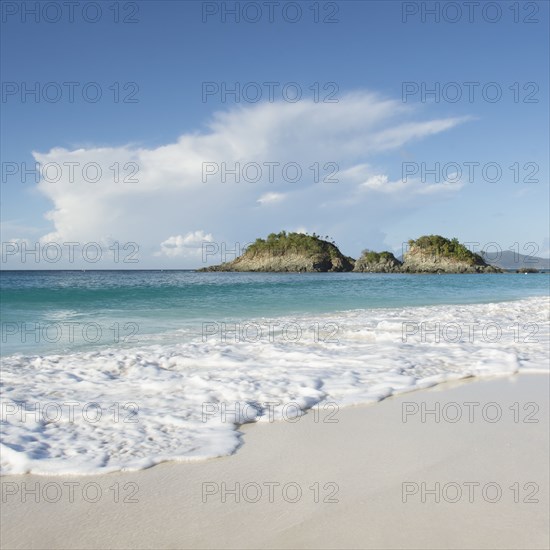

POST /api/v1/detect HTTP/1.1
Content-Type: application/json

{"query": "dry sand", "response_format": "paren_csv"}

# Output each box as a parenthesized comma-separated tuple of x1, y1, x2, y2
(1, 374, 548, 549)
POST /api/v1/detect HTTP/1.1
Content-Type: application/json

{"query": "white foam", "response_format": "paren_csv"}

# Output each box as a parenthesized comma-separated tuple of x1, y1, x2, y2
(1, 297, 548, 475)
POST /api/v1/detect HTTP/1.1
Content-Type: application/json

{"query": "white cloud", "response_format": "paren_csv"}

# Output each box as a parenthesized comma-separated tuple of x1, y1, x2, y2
(157, 231, 213, 257)
(24, 92, 469, 266)
(257, 192, 285, 205)
(360, 174, 389, 190)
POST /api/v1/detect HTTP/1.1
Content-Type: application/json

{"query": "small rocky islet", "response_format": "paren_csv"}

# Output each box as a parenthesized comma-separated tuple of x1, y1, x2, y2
(199, 232, 505, 273)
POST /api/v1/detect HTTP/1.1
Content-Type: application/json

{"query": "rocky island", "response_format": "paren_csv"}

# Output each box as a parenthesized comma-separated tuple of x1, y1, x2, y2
(199, 231, 354, 272)
(400, 235, 501, 273)
(199, 232, 502, 273)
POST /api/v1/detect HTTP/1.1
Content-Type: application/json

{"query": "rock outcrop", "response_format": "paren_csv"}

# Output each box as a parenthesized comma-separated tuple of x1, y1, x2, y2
(353, 251, 402, 273)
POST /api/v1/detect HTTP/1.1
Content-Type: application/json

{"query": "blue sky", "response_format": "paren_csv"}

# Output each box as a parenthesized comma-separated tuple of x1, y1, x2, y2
(1, 0, 549, 268)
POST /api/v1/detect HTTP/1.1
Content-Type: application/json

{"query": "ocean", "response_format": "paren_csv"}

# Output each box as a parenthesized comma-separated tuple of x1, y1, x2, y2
(1, 270, 549, 474)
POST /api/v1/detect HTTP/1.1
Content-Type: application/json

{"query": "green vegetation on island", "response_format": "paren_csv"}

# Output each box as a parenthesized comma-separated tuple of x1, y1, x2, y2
(247, 231, 340, 258)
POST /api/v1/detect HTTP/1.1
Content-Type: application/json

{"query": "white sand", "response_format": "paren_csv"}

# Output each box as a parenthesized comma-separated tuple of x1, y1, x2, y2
(1, 374, 548, 549)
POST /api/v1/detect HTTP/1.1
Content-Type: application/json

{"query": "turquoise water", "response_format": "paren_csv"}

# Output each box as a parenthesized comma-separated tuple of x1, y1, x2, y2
(1, 270, 549, 356)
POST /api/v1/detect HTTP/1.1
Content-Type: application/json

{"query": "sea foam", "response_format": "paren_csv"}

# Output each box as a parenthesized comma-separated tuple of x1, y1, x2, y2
(1, 297, 548, 475)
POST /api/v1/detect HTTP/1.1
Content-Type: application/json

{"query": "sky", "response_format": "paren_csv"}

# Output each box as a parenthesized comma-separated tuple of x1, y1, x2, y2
(1, 0, 549, 269)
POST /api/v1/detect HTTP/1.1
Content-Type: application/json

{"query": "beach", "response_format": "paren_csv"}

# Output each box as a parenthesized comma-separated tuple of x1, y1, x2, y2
(2, 373, 548, 550)
(3, 0, 549, 547)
